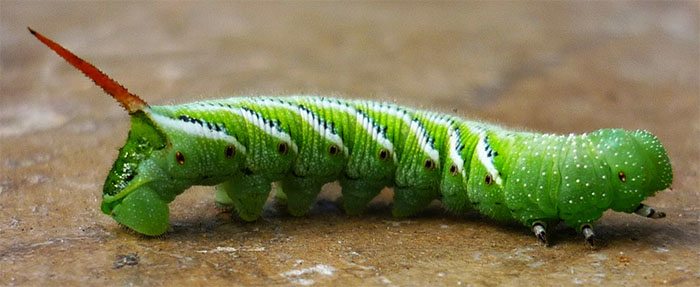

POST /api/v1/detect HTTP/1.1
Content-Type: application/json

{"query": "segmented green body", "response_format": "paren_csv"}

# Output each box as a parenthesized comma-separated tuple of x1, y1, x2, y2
(101, 96, 673, 236)
(27, 28, 675, 244)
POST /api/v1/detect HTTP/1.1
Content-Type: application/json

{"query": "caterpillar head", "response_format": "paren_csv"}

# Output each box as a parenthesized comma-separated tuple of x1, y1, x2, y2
(589, 129, 673, 212)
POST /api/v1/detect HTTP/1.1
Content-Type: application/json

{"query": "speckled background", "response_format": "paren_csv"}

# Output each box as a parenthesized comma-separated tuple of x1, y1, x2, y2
(1, 2, 698, 286)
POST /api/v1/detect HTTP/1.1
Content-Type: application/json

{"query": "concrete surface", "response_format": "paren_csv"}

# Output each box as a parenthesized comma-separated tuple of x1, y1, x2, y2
(1, 1, 699, 286)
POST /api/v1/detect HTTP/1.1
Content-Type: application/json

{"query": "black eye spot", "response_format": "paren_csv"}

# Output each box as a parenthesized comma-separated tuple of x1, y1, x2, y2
(618, 171, 626, 182)
(449, 164, 458, 176)
(225, 145, 235, 158)
(175, 151, 185, 165)
(485, 174, 493, 185)
(379, 149, 390, 161)
(329, 144, 340, 155)
(424, 159, 436, 170)
(277, 142, 289, 155)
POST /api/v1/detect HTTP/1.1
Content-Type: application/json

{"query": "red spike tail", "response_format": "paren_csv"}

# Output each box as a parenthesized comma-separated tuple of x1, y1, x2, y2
(28, 27, 148, 113)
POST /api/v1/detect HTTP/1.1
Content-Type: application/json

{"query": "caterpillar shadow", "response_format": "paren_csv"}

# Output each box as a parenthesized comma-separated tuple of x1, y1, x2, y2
(152, 195, 693, 249)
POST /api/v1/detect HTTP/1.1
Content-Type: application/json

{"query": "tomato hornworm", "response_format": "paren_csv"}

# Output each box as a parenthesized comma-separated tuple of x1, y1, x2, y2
(30, 28, 673, 246)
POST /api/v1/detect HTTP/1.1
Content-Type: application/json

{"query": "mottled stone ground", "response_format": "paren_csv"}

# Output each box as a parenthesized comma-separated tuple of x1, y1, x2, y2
(1, 2, 698, 286)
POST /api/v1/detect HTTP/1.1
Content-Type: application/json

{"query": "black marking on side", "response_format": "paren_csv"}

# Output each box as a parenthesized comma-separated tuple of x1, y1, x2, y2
(240, 106, 287, 134)
(411, 118, 436, 151)
(482, 135, 499, 158)
(298, 103, 341, 137)
(355, 109, 390, 141)
(177, 114, 226, 133)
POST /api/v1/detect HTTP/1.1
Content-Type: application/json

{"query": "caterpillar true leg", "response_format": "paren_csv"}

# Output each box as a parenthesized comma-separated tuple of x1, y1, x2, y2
(634, 203, 666, 219)
(581, 224, 596, 246)
(531, 222, 548, 246)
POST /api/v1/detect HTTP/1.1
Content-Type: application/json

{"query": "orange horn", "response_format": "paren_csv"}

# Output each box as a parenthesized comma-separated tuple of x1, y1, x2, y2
(29, 27, 148, 113)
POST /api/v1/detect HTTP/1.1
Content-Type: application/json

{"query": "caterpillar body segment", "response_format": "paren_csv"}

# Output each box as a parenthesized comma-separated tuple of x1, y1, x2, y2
(31, 29, 674, 244)
(109, 98, 674, 240)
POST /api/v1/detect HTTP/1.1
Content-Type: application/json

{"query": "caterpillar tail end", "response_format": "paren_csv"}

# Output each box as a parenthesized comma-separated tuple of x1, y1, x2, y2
(106, 186, 170, 236)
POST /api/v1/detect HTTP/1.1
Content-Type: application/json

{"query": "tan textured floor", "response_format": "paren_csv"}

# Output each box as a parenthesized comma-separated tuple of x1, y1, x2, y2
(1, 2, 699, 286)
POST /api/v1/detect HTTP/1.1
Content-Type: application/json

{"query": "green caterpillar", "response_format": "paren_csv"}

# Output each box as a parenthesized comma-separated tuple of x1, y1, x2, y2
(31, 28, 673, 245)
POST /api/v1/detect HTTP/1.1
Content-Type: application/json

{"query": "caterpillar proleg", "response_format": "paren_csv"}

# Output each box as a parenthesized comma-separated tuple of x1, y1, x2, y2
(30, 28, 673, 246)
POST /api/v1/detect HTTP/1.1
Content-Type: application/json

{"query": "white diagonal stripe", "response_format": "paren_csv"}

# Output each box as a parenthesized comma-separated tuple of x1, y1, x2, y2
(169, 104, 298, 154)
(362, 102, 441, 164)
(149, 111, 247, 154)
(306, 97, 395, 161)
(407, 118, 440, 164)
(254, 98, 347, 156)
(476, 132, 503, 185)
(448, 127, 465, 177)
(238, 107, 299, 154)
